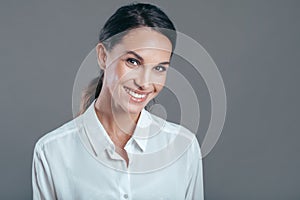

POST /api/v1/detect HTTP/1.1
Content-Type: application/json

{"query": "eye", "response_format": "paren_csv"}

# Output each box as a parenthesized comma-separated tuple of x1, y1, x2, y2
(126, 58, 140, 66)
(154, 65, 167, 72)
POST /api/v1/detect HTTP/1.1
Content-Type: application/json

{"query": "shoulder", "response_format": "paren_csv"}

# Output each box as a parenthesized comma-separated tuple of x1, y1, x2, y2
(33, 116, 82, 155)
(146, 110, 201, 157)
(148, 110, 196, 139)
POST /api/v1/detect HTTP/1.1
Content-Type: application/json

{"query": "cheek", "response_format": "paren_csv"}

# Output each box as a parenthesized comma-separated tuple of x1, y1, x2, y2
(153, 77, 166, 92)
(106, 61, 128, 86)
(154, 74, 166, 86)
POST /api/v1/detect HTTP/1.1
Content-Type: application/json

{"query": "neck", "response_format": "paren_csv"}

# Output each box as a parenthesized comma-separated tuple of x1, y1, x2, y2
(94, 87, 141, 148)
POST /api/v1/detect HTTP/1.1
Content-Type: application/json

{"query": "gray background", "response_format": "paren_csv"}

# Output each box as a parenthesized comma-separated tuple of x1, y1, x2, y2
(1, 0, 299, 199)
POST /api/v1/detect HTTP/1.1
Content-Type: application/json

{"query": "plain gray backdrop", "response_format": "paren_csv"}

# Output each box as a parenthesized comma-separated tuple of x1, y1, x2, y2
(1, 0, 299, 199)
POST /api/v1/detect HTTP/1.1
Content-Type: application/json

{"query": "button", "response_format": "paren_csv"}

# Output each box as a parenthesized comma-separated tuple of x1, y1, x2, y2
(123, 194, 128, 199)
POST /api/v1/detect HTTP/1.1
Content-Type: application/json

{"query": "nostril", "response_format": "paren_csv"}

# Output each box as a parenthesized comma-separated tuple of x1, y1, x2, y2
(134, 79, 149, 90)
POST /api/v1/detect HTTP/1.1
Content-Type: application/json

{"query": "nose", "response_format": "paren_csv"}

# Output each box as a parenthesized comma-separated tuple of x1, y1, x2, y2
(134, 68, 151, 90)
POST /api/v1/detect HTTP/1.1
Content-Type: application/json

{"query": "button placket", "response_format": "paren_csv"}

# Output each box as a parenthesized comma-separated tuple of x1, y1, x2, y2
(119, 171, 132, 200)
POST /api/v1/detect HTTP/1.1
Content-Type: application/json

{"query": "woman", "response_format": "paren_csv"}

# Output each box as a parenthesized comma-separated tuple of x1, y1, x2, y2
(32, 3, 204, 200)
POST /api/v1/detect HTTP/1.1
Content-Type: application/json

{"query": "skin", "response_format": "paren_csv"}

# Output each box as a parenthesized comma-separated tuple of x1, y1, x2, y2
(94, 27, 172, 165)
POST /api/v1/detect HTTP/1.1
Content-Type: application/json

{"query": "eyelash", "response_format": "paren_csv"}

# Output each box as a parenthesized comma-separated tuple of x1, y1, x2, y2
(154, 65, 167, 72)
(126, 58, 140, 66)
(125, 58, 167, 72)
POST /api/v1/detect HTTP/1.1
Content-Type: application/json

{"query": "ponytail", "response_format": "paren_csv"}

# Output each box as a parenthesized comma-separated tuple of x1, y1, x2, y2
(77, 72, 103, 116)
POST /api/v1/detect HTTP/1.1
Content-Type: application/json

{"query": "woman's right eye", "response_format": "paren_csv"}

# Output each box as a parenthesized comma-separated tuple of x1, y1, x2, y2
(126, 58, 140, 66)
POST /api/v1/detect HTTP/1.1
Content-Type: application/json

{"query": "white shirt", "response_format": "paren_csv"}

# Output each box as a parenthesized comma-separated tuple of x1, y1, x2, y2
(32, 99, 204, 200)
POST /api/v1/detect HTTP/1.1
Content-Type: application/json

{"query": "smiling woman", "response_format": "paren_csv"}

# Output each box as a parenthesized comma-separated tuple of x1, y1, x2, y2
(32, 2, 204, 200)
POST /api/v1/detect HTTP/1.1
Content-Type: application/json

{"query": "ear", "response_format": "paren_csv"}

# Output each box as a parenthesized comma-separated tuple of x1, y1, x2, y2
(96, 43, 107, 70)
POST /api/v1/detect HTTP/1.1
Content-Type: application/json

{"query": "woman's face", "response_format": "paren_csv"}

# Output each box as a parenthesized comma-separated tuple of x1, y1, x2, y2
(98, 27, 172, 114)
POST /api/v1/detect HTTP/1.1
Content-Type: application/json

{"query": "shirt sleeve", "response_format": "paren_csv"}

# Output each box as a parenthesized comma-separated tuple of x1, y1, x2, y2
(32, 145, 57, 200)
(185, 137, 205, 200)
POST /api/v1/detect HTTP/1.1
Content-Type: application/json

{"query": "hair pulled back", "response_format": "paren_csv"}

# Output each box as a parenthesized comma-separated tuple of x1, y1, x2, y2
(78, 3, 176, 115)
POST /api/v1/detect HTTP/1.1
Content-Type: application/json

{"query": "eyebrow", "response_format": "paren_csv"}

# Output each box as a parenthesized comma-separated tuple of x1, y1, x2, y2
(125, 50, 170, 65)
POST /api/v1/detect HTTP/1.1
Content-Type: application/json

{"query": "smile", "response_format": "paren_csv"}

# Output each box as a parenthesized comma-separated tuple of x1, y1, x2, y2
(123, 86, 150, 102)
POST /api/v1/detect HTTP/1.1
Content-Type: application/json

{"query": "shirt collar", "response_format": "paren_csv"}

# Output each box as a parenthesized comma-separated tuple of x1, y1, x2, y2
(82, 99, 152, 156)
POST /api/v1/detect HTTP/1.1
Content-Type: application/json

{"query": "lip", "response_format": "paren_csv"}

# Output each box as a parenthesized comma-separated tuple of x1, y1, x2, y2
(123, 86, 152, 95)
(123, 86, 152, 103)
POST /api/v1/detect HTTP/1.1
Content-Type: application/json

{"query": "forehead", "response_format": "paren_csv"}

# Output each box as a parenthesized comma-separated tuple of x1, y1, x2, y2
(111, 27, 172, 61)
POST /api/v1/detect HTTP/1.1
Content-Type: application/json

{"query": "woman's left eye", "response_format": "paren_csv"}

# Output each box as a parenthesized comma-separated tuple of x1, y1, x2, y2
(154, 65, 167, 72)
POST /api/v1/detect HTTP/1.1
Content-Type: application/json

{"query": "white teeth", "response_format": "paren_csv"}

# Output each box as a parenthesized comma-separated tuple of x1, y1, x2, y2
(124, 87, 147, 99)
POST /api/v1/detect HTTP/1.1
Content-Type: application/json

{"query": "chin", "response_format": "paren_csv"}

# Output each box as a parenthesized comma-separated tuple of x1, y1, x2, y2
(126, 107, 142, 115)
(125, 101, 147, 114)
